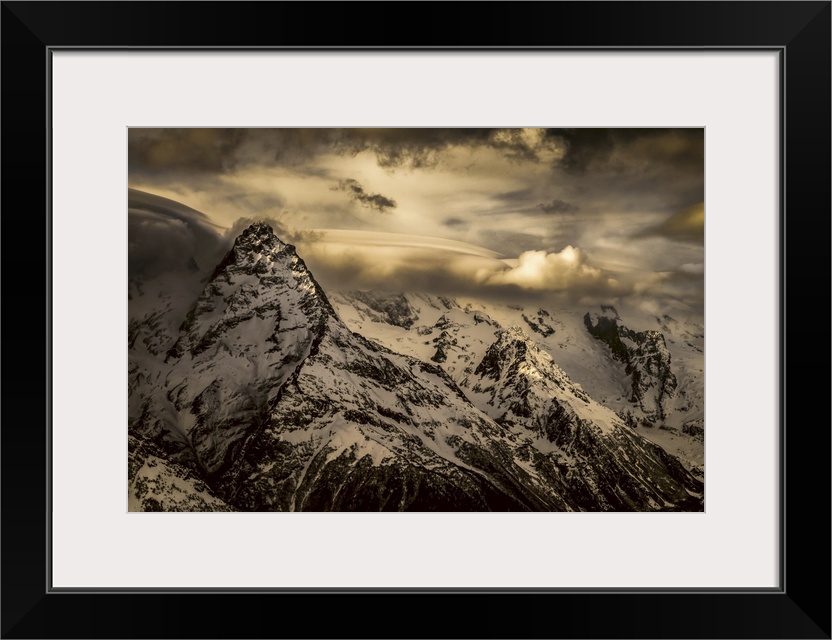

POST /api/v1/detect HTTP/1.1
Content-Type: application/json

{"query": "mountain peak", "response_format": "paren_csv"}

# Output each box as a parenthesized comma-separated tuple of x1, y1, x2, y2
(234, 221, 289, 256)
(241, 220, 274, 237)
(489, 325, 545, 358)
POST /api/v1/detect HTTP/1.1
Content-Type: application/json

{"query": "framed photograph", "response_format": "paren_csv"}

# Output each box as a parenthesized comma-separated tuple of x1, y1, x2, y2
(125, 125, 707, 517)
(2, 2, 829, 638)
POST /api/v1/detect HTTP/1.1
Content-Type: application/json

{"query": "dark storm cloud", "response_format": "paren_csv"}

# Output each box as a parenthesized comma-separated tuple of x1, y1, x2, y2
(336, 128, 500, 168)
(128, 128, 490, 175)
(538, 199, 579, 214)
(342, 127, 568, 167)
(129, 129, 343, 184)
(443, 217, 466, 227)
(128, 188, 226, 279)
(546, 128, 616, 173)
(128, 128, 565, 176)
(333, 179, 397, 213)
(545, 128, 704, 174)
(129, 128, 702, 182)
(129, 129, 247, 176)
(538, 128, 705, 219)
(349, 128, 701, 173)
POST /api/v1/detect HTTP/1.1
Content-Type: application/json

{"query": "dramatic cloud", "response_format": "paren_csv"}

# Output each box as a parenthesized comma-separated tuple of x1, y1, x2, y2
(548, 128, 617, 173)
(305, 128, 563, 169)
(286, 235, 508, 299)
(278, 231, 628, 307)
(546, 128, 704, 174)
(482, 247, 603, 291)
(128, 127, 568, 176)
(129, 129, 247, 175)
(333, 179, 397, 213)
(128, 188, 225, 279)
(487, 128, 564, 163)
(128, 128, 704, 318)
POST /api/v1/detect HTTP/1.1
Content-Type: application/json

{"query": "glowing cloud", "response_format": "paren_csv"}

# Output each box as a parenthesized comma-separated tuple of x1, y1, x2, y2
(483, 246, 602, 291)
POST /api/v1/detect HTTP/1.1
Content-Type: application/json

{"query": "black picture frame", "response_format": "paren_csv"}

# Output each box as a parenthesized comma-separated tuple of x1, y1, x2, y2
(2, 2, 829, 638)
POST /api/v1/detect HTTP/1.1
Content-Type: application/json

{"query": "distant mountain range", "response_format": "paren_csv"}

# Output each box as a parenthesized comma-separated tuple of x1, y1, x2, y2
(129, 222, 704, 511)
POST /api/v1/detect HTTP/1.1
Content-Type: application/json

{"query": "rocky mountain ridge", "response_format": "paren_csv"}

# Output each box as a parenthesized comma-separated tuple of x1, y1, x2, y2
(129, 224, 704, 511)
(584, 307, 677, 425)
(333, 291, 705, 477)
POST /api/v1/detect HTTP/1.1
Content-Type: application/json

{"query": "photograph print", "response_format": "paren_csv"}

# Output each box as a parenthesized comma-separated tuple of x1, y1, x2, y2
(128, 127, 705, 512)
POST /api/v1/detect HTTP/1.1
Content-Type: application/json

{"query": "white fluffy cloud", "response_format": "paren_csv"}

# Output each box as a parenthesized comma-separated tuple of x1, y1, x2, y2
(482, 246, 602, 291)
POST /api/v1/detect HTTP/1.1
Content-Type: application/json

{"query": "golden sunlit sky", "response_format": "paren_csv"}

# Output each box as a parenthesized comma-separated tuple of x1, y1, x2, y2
(128, 128, 704, 317)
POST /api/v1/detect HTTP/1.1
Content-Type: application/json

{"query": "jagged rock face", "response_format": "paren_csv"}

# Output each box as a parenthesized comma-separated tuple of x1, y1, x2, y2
(130, 225, 702, 512)
(625, 329, 677, 419)
(418, 309, 503, 381)
(130, 225, 567, 511)
(429, 316, 460, 363)
(142, 223, 336, 476)
(584, 310, 677, 425)
(129, 433, 234, 511)
(471, 327, 593, 425)
(213, 316, 567, 511)
(522, 309, 556, 338)
(343, 290, 419, 329)
(465, 327, 701, 511)
(330, 292, 705, 482)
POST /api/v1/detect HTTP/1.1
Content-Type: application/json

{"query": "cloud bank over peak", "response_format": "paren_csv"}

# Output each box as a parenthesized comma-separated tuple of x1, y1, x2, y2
(128, 128, 704, 317)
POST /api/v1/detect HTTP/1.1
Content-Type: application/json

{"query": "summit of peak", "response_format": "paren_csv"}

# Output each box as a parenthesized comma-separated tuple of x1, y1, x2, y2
(233, 221, 290, 255)
(241, 221, 274, 237)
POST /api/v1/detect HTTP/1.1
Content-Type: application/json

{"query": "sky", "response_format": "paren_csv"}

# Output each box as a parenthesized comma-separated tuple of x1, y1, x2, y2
(128, 128, 704, 318)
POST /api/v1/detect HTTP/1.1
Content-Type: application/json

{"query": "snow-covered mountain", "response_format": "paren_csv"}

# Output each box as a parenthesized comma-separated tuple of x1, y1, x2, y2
(129, 223, 704, 511)
(331, 292, 704, 477)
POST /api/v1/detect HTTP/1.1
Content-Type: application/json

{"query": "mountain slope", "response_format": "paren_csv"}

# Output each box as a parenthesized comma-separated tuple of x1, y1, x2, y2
(332, 291, 705, 477)
(130, 224, 562, 510)
(584, 307, 677, 425)
(464, 327, 701, 510)
(129, 225, 703, 511)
